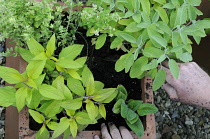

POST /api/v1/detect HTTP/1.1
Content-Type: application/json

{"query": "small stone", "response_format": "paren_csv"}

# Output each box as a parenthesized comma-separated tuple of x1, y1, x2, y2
(177, 102, 181, 106)
(164, 111, 169, 115)
(172, 134, 181, 139)
(165, 100, 171, 107)
(172, 111, 179, 118)
(157, 96, 161, 103)
(185, 120, 193, 125)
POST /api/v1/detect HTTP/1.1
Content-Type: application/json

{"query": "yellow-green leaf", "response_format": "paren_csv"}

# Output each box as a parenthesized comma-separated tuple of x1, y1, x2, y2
(152, 69, 166, 91)
(52, 117, 70, 139)
(69, 119, 78, 138)
(0, 86, 16, 107)
(26, 59, 46, 79)
(46, 34, 56, 57)
(59, 98, 83, 110)
(27, 38, 44, 55)
(59, 44, 84, 60)
(86, 101, 98, 121)
(96, 34, 107, 49)
(28, 109, 45, 124)
(169, 59, 180, 79)
(99, 104, 106, 119)
(16, 87, 28, 112)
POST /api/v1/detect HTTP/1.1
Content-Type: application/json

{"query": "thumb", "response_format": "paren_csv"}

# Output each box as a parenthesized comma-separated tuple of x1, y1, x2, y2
(162, 83, 179, 101)
(93, 135, 100, 139)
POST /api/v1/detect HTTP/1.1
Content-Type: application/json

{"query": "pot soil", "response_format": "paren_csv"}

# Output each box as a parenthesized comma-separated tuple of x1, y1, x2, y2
(5, 38, 156, 139)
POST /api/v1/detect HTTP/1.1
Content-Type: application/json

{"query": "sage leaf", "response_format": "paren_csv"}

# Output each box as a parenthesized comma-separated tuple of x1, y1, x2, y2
(169, 59, 179, 79)
(143, 47, 164, 58)
(28, 109, 45, 124)
(137, 103, 158, 116)
(125, 119, 144, 138)
(132, 12, 141, 23)
(120, 32, 136, 43)
(110, 37, 123, 49)
(96, 34, 107, 49)
(152, 69, 166, 91)
(130, 56, 148, 78)
(127, 99, 143, 111)
(140, 0, 150, 15)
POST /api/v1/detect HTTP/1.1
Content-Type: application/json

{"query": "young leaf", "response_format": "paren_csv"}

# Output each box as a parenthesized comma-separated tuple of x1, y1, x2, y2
(96, 34, 107, 49)
(86, 100, 98, 121)
(47, 122, 58, 130)
(127, 99, 143, 111)
(52, 117, 70, 139)
(75, 111, 96, 125)
(39, 84, 65, 100)
(125, 22, 142, 32)
(69, 119, 78, 138)
(169, 59, 180, 79)
(119, 32, 136, 43)
(132, 12, 142, 23)
(0, 86, 16, 107)
(59, 98, 83, 110)
(137, 103, 158, 116)
(67, 69, 81, 80)
(130, 56, 148, 78)
(67, 77, 85, 96)
(115, 54, 130, 72)
(26, 59, 46, 79)
(46, 34, 56, 57)
(36, 125, 50, 139)
(152, 69, 166, 91)
(99, 104, 106, 119)
(59, 44, 84, 60)
(110, 37, 123, 49)
(82, 66, 95, 96)
(16, 87, 28, 112)
(125, 119, 144, 138)
(0, 66, 25, 84)
(140, 0, 150, 15)
(28, 109, 45, 124)
(143, 47, 164, 58)
(116, 85, 128, 101)
(154, 5, 169, 24)
(27, 38, 44, 55)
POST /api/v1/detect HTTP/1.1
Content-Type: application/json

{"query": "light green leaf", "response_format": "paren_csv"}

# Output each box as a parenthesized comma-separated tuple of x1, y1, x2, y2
(82, 66, 95, 96)
(52, 117, 70, 139)
(154, 5, 169, 24)
(0, 86, 16, 107)
(115, 54, 130, 72)
(120, 33, 136, 43)
(137, 103, 158, 116)
(125, 119, 144, 138)
(113, 99, 124, 114)
(39, 84, 65, 100)
(143, 47, 164, 58)
(27, 38, 44, 55)
(121, 103, 128, 118)
(28, 109, 45, 124)
(178, 52, 192, 62)
(127, 99, 143, 111)
(26, 59, 46, 79)
(125, 22, 141, 32)
(56, 57, 83, 69)
(110, 37, 123, 49)
(130, 56, 148, 78)
(96, 34, 107, 49)
(157, 54, 166, 63)
(27, 89, 41, 109)
(36, 125, 50, 139)
(132, 12, 142, 23)
(118, 19, 133, 26)
(146, 68, 158, 79)
(47, 122, 58, 130)
(59, 98, 83, 110)
(86, 100, 98, 121)
(46, 34, 56, 57)
(44, 100, 62, 118)
(116, 85, 128, 101)
(169, 59, 180, 79)
(67, 69, 81, 80)
(67, 77, 85, 96)
(99, 104, 106, 119)
(75, 111, 96, 125)
(69, 119, 78, 138)
(140, 0, 150, 15)
(141, 59, 158, 71)
(94, 81, 104, 90)
(153, 0, 166, 4)
(59, 44, 84, 60)
(16, 87, 28, 112)
(152, 69, 166, 91)
(125, 54, 134, 73)
(16, 47, 34, 63)
(93, 88, 117, 103)
(0, 66, 25, 84)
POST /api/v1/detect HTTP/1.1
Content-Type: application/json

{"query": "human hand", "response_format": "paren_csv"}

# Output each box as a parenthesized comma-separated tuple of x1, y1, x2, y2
(93, 123, 133, 139)
(162, 61, 210, 108)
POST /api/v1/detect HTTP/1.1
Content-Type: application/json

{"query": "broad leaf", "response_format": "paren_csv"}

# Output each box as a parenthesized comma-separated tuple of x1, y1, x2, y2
(0, 66, 25, 84)
(59, 44, 84, 60)
(69, 119, 78, 138)
(169, 59, 180, 79)
(143, 47, 164, 58)
(110, 37, 123, 49)
(152, 69, 166, 91)
(59, 98, 83, 110)
(16, 87, 28, 112)
(67, 77, 85, 96)
(44, 100, 62, 118)
(16, 47, 34, 63)
(125, 119, 144, 138)
(28, 109, 45, 124)
(99, 104, 106, 119)
(116, 85, 127, 101)
(115, 54, 130, 72)
(130, 56, 148, 78)
(127, 99, 143, 111)
(86, 100, 98, 121)
(26, 59, 46, 79)
(140, 0, 150, 15)
(120, 32, 136, 43)
(93, 88, 117, 103)
(36, 125, 50, 139)
(39, 84, 65, 100)
(46, 34, 56, 57)
(113, 99, 124, 114)
(96, 34, 107, 49)
(137, 103, 158, 116)
(27, 38, 44, 55)
(82, 66, 95, 96)
(52, 117, 70, 139)
(56, 57, 83, 69)
(0, 86, 16, 107)
(75, 111, 95, 125)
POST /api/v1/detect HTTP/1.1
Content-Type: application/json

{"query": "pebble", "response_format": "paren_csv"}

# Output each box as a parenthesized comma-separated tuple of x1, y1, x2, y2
(185, 120, 194, 125)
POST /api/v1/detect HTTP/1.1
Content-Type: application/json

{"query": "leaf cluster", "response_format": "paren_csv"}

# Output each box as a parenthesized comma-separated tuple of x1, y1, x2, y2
(79, 0, 210, 91)
(113, 85, 158, 138)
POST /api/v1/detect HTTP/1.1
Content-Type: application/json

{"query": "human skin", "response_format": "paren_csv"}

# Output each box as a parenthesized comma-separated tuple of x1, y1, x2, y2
(161, 61, 210, 108)
(93, 123, 133, 139)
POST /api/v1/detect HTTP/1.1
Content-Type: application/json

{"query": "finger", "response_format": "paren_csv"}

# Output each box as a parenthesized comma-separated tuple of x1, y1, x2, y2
(119, 126, 133, 139)
(108, 123, 122, 139)
(101, 123, 112, 139)
(93, 135, 100, 139)
(162, 60, 169, 68)
(162, 83, 179, 101)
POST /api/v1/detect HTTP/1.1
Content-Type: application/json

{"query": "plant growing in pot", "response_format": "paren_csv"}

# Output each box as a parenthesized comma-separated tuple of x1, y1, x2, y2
(0, 34, 157, 139)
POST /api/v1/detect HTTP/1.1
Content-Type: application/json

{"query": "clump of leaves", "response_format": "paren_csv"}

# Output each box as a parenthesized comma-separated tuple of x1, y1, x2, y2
(113, 85, 158, 138)
(81, 0, 210, 91)
(0, 0, 81, 47)
(0, 34, 119, 138)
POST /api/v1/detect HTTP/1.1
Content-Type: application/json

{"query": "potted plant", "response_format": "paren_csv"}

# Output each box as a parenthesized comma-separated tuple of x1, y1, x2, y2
(0, 0, 210, 138)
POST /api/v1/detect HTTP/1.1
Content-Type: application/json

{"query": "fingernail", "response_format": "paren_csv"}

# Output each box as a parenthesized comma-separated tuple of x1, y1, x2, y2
(101, 123, 105, 127)
(108, 122, 113, 126)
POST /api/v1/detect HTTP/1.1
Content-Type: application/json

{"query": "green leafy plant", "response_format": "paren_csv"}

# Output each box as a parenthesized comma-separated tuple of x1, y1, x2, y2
(0, 0, 81, 47)
(80, 0, 210, 91)
(113, 85, 158, 137)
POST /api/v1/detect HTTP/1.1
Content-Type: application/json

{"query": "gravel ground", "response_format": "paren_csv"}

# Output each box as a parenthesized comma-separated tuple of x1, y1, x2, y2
(0, 40, 5, 139)
(154, 89, 210, 139)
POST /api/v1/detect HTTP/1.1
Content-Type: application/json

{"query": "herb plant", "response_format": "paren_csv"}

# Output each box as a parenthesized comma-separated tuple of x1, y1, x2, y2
(80, 0, 210, 91)
(0, 34, 157, 138)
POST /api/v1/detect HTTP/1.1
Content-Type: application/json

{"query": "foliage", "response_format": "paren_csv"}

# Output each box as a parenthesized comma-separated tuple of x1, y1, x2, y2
(113, 85, 158, 137)
(0, 0, 81, 47)
(79, 0, 210, 91)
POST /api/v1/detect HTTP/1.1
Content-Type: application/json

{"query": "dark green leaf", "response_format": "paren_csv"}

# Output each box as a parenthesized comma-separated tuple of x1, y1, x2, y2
(152, 69, 166, 91)
(125, 119, 144, 138)
(130, 56, 148, 78)
(137, 103, 158, 116)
